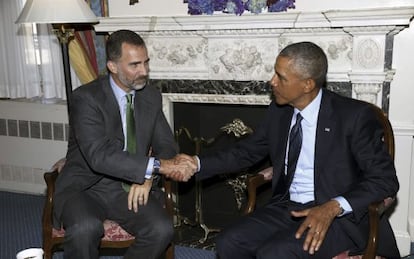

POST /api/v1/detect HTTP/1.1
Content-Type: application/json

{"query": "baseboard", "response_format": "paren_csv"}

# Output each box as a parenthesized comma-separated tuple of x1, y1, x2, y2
(0, 181, 46, 195)
(394, 230, 412, 257)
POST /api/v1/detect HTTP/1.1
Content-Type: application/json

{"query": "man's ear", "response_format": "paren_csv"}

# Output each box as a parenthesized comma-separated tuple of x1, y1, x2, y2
(304, 78, 316, 93)
(107, 61, 117, 74)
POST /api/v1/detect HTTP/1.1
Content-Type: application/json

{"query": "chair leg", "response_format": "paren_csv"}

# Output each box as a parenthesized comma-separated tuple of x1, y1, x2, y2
(42, 238, 53, 259)
(165, 243, 174, 259)
(43, 247, 52, 259)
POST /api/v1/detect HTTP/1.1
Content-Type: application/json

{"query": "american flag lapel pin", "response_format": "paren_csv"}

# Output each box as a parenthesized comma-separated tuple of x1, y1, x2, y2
(324, 127, 330, 132)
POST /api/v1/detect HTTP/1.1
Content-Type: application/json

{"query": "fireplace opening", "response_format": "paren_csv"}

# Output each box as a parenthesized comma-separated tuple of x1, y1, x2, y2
(173, 102, 272, 235)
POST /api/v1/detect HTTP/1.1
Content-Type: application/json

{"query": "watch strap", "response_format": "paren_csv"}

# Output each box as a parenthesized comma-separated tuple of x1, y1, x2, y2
(153, 158, 161, 174)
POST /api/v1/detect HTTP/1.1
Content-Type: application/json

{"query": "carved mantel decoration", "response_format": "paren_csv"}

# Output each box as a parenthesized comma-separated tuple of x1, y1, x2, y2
(95, 7, 414, 124)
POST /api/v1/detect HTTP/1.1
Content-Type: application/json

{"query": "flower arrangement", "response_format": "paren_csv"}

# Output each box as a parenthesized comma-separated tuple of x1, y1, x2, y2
(187, 0, 295, 15)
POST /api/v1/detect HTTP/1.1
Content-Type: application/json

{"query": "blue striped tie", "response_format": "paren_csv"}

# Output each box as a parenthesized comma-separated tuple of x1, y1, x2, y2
(285, 113, 303, 188)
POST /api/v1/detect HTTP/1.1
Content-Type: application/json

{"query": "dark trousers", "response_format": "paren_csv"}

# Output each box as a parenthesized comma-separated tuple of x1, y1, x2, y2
(216, 200, 354, 259)
(60, 178, 173, 259)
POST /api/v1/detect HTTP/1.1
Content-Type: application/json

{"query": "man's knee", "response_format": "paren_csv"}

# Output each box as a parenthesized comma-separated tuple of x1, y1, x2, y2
(215, 229, 238, 255)
(151, 217, 174, 243)
(256, 238, 303, 259)
(64, 217, 104, 242)
(215, 232, 227, 252)
(130, 216, 173, 245)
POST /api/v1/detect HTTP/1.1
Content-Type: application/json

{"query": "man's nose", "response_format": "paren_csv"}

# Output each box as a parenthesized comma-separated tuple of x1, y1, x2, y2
(270, 74, 278, 86)
(137, 65, 148, 75)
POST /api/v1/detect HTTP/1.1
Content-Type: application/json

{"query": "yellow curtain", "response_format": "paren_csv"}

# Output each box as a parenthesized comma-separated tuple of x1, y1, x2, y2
(68, 0, 108, 84)
(69, 37, 97, 84)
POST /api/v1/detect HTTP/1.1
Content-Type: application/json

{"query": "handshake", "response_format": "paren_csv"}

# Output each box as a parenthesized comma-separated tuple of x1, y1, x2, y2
(159, 154, 198, 182)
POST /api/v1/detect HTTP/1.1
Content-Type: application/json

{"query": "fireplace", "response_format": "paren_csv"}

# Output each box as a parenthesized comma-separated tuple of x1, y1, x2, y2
(173, 102, 267, 145)
(171, 101, 272, 246)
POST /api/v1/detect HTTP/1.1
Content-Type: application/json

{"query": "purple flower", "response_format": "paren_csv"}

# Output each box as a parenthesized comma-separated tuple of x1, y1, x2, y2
(268, 0, 295, 12)
(187, 0, 294, 15)
(188, 0, 214, 15)
(226, 0, 245, 15)
(246, 0, 267, 14)
(214, 0, 228, 11)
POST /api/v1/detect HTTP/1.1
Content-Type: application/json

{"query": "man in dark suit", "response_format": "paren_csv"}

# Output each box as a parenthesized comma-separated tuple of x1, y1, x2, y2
(177, 41, 400, 258)
(53, 30, 194, 259)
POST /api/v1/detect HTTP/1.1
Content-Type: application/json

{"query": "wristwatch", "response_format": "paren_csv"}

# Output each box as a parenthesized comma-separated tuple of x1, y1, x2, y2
(337, 204, 345, 217)
(332, 199, 345, 217)
(153, 158, 161, 174)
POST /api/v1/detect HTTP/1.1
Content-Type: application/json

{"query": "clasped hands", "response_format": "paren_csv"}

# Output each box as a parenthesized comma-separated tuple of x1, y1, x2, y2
(127, 154, 196, 212)
(159, 154, 198, 182)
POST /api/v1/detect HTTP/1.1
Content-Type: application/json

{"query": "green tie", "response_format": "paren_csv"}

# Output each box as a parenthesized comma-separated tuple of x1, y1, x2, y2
(122, 93, 136, 192)
(126, 93, 136, 154)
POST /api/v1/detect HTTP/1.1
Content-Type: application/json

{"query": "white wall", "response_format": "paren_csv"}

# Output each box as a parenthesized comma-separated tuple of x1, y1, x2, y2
(391, 20, 414, 126)
(0, 100, 68, 194)
(294, 0, 414, 11)
(108, 0, 188, 17)
(391, 19, 414, 249)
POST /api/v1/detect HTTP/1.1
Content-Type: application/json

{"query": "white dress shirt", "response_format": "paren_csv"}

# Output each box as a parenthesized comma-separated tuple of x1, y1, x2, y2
(287, 89, 351, 215)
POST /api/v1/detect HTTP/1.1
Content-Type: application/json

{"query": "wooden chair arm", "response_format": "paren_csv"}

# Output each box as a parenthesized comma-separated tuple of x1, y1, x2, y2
(162, 177, 175, 218)
(244, 173, 271, 215)
(363, 197, 395, 259)
(42, 170, 59, 249)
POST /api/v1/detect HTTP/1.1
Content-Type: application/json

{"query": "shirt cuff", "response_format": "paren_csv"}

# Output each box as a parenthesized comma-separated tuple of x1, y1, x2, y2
(333, 196, 352, 217)
(145, 157, 154, 179)
(195, 156, 201, 172)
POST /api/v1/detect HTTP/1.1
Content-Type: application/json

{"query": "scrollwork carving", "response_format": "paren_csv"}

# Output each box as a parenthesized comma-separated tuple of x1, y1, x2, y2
(220, 118, 253, 137)
(356, 39, 382, 69)
(218, 46, 263, 73)
(209, 39, 276, 80)
(352, 82, 381, 104)
(326, 38, 352, 60)
(167, 48, 189, 65)
(279, 37, 352, 61)
(148, 38, 207, 66)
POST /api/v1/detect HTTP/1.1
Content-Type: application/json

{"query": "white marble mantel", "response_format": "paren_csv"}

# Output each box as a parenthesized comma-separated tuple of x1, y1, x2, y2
(95, 7, 414, 256)
(95, 7, 414, 107)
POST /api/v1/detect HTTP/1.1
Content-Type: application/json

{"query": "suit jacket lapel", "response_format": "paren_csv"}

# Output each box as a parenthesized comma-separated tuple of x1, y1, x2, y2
(314, 90, 336, 193)
(133, 87, 152, 156)
(271, 106, 293, 195)
(102, 78, 124, 142)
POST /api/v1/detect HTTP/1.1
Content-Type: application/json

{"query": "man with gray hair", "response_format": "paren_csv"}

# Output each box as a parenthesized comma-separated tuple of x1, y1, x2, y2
(177, 41, 400, 258)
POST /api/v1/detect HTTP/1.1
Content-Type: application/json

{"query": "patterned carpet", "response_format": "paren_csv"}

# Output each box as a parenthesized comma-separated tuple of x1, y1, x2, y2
(2, 191, 413, 259)
(0, 191, 215, 259)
